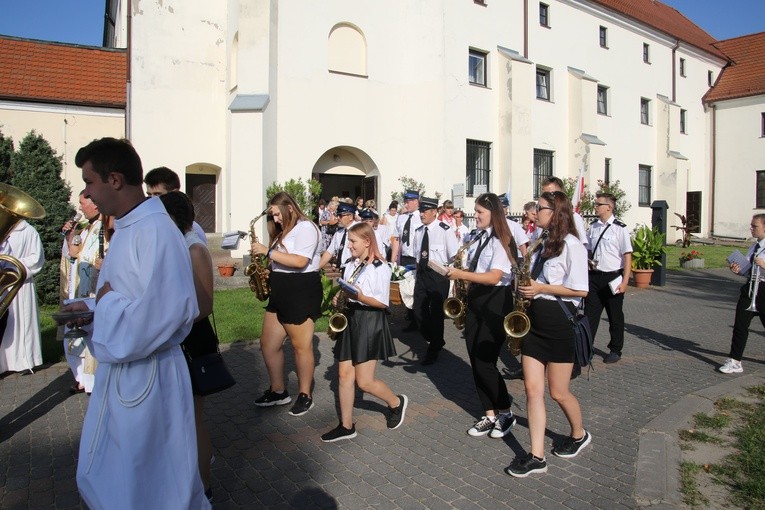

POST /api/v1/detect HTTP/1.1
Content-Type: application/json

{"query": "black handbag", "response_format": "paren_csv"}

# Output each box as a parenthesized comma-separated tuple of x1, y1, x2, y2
(183, 313, 236, 396)
(555, 297, 595, 370)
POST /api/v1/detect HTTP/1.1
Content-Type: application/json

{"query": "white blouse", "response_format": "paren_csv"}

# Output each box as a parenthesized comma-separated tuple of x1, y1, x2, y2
(343, 258, 391, 307)
(466, 227, 515, 287)
(532, 234, 589, 304)
(269, 220, 321, 273)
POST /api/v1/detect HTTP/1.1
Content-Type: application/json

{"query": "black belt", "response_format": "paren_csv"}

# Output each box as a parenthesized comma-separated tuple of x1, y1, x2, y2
(347, 302, 379, 312)
(590, 269, 622, 275)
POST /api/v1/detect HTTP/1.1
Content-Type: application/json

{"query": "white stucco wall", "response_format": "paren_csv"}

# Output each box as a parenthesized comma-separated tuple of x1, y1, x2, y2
(0, 101, 124, 199)
(712, 95, 765, 239)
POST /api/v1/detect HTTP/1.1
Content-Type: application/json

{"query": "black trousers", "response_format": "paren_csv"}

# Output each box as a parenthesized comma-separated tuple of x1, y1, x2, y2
(585, 270, 625, 355)
(729, 282, 765, 361)
(412, 269, 449, 350)
(465, 284, 513, 412)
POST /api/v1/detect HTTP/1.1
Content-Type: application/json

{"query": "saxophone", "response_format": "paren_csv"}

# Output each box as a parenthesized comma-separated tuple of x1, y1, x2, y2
(327, 260, 367, 340)
(443, 235, 482, 330)
(504, 231, 548, 354)
(244, 209, 271, 301)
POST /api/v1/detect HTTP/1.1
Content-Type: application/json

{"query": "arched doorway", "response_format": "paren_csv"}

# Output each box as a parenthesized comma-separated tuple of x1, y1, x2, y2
(185, 163, 221, 233)
(312, 147, 379, 206)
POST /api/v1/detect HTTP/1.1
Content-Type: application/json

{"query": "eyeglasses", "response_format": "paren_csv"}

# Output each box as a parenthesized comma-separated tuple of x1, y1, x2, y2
(594, 203, 610, 207)
(536, 204, 553, 212)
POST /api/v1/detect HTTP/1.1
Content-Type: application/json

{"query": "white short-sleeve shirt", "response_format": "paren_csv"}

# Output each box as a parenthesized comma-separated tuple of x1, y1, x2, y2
(466, 227, 515, 287)
(343, 258, 391, 306)
(270, 220, 321, 273)
(533, 234, 589, 304)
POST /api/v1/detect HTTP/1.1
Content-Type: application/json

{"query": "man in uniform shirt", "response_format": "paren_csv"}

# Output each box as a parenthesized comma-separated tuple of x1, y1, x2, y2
(360, 208, 391, 260)
(585, 192, 632, 364)
(319, 202, 357, 272)
(412, 197, 459, 365)
(718, 214, 765, 374)
(541, 177, 589, 249)
(391, 190, 422, 267)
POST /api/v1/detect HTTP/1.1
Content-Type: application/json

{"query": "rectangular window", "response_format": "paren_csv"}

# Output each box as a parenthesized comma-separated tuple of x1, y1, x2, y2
(536, 67, 551, 100)
(468, 50, 487, 86)
(643, 43, 650, 63)
(466, 140, 491, 195)
(679, 58, 686, 77)
(758, 171, 765, 208)
(640, 98, 650, 125)
(680, 109, 687, 134)
(762, 112, 765, 137)
(533, 149, 554, 198)
(597, 85, 609, 115)
(639, 165, 652, 206)
(708, 70, 714, 86)
(605, 158, 611, 185)
(599, 26, 608, 48)
(539, 3, 549, 27)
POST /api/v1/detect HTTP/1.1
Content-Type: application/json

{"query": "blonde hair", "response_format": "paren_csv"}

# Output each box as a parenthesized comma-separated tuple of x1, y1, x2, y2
(348, 223, 385, 262)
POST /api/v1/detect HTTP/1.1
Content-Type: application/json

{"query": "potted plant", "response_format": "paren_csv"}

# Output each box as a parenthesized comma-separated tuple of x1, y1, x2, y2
(679, 249, 704, 269)
(217, 261, 238, 277)
(631, 224, 666, 288)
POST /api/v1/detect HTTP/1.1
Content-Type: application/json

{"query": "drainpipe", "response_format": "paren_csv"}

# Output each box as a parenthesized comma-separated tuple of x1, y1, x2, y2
(671, 40, 679, 102)
(523, 0, 528, 59)
(126, 0, 132, 139)
(709, 103, 716, 237)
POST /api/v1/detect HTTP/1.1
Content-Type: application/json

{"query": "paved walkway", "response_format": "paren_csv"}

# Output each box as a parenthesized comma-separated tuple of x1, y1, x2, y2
(1, 269, 764, 509)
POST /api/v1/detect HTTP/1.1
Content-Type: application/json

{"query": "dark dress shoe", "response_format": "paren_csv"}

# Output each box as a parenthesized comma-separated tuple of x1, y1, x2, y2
(506, 367, 524, 380)
(603, 352, 621, 364)
(421, 350, 439, 365)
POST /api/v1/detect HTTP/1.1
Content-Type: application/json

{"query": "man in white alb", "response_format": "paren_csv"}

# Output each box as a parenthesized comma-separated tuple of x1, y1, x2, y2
(58, 138, 209, 509)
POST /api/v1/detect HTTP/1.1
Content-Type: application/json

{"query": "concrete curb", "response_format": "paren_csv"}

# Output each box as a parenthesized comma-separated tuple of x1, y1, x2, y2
(635, 370, 765, 507)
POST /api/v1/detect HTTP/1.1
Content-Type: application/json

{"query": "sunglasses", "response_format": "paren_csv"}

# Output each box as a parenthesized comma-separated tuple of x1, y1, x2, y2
(536, 204, 553, 212)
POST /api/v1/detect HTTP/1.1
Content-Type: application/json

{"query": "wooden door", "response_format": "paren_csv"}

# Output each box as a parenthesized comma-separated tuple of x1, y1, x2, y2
(187, 174, 216, 233)
(685, 191, 701, 233)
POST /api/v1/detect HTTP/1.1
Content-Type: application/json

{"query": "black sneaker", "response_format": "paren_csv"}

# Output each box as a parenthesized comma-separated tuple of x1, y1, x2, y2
(552, 430, 592, 458)
(467, 416, 496, 437)
(321, 423, 357, 442)
(288, 392, 314, 416)
(505, 453, 548, 478)
(489, 411, 516, 439)
(254, 388, 291, 407)
(386, 395, 408, 429)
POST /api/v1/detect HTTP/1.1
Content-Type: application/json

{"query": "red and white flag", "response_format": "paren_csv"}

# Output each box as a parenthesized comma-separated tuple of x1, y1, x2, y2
(572, 164, 585, 213)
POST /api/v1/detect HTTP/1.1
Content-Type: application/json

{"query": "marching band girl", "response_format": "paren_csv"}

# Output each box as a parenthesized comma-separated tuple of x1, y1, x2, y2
(321, 223, 408, 442)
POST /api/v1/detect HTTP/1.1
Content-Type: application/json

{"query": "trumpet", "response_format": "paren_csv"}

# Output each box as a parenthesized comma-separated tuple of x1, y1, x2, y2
(244, 209, 271, 301)
(747, 265, 761, 313)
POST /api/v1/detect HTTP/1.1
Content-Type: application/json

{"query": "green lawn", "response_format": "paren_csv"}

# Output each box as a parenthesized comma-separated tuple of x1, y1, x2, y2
(664, 243, 740, 270)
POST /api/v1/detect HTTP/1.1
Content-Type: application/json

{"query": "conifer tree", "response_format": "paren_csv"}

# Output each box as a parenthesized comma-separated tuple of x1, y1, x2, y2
(10, 131, 75, 305)
(0, 130, 13, 183)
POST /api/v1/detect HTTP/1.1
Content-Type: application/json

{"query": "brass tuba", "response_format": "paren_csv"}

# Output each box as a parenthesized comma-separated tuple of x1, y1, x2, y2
(244, 209, 271, 301)
(443, 234, 482, 330)
(0, 183, 46, 317)
(504, 231, 547, 354)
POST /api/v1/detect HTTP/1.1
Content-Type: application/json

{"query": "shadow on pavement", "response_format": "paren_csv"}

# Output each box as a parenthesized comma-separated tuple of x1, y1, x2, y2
(0, 371, 71, 443)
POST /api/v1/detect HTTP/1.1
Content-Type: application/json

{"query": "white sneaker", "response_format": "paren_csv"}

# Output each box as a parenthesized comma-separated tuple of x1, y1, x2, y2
(467, 416, 496, 437)
(718, 358, 743, 374)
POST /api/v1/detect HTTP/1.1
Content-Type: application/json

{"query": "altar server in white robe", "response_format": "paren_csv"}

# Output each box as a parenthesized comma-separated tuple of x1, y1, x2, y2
(0, 220, 44, 373)
(59, 137, 209, 510)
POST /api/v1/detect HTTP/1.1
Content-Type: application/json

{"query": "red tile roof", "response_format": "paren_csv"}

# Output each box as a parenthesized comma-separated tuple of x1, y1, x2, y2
(703, 32, 765, 103)
(590, 0, 727, 60)
(0, 36, 126, 108)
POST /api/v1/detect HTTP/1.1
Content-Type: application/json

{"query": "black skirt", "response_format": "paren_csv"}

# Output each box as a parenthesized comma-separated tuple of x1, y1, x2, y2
(266, 271, 322, 324)
(334, 304, 397, 363)
(522, 298, 576, 363)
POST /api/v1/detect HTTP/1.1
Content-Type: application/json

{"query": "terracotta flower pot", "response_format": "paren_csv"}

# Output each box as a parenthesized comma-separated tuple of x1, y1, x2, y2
(390, 281, 402, 305)
(632, 268, 653, 288)
(218, 265, 236, 277)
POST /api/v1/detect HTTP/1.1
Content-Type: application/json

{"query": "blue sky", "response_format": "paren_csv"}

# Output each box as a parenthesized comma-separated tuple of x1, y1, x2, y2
(0, 0, 763, 46)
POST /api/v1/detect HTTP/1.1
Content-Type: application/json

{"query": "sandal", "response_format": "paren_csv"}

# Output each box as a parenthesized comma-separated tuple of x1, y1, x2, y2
(69, 384, 86, 394)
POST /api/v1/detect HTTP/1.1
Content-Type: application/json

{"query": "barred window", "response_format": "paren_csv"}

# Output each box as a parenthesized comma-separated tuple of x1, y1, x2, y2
(757, 171, 765, 209)
(466, 140, 491, 196)
(533, 149, 554, 198)
(639, 165, 652, 206)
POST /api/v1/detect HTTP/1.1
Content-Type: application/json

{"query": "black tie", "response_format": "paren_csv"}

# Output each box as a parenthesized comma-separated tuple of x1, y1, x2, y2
(751, 242, 761, 265)
(418, 227, 429, 273)
(403, 214, 412, 245)
(468, 232, 488, 272)
(337, 229, 347, 263)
